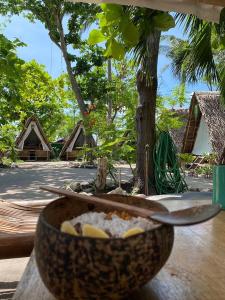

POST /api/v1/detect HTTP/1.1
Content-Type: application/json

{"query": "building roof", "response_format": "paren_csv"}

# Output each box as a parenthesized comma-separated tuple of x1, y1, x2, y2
(182, 92, 225, 162)
(69, 0, 223, 23)
(59, 121, 95, 158)
(169, 109, 189, 152)
(15, 116, 52, 151)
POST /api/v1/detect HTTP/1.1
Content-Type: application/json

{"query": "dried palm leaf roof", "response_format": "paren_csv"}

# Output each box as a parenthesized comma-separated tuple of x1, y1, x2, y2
(182, 92, 225, 162)
(169, 109, 189, 152)
(15, 116, 52, 151)
(59, 121, 96, 158)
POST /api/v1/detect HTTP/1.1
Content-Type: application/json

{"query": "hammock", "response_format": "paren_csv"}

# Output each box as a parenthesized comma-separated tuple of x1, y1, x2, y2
(0, 199, 53, 259)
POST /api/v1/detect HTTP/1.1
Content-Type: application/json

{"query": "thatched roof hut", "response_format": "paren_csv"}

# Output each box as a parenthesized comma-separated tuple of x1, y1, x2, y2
(169, 109, 189, 152)
(182, 92, 225, 162)
(16, 116, 52, 161)
(59, 121, 95, 161)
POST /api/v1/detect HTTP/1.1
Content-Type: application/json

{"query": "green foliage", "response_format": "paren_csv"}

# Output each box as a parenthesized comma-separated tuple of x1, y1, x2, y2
(51, 142, 64, 159)
(156, 85, 188, 132)
(77, 59, 137, 165)
(17, 61, 69, 140)
(0, 33, 25, 78)
(88, 29, 106, 44)
(168, 16, 225, 100)
(89, 5, 175, 62)
(178, 153, 195, 164)
(77, 66, 108, 104)
(156, 108, 185, 132)
(1, 157, 14, 167)
(0, 34, 25, 125)
(202, 152, 217, 165)
(153, 12, 175, 31)
(196, 165, 213, 177)
(0, 56, 70, 141)
(0, 124, 18, 161)
(0, 31, 75, 150)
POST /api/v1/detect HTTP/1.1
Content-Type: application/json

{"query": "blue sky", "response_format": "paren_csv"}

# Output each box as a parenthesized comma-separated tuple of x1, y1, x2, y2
(1, 14, 210, 104)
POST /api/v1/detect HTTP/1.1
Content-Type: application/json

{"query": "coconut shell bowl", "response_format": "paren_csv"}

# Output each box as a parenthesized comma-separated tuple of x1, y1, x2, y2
(34, 194, 174, 300)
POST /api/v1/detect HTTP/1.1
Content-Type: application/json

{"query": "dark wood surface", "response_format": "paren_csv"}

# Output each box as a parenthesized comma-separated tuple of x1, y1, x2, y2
(13, 198, 225, 300)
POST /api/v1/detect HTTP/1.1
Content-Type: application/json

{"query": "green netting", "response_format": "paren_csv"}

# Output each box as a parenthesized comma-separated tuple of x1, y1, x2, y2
(153, 131, 187, 194)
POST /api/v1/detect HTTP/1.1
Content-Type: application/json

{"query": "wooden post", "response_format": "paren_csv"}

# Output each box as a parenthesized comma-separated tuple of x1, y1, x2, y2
(95, 157, 108, 191)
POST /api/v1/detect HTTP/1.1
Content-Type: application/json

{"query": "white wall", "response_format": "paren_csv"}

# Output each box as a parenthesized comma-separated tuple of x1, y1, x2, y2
(192, 117, 212, 155)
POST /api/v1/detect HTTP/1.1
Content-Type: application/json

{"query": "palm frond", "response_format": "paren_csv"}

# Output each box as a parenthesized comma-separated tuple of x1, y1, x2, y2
(175, 13, 204, 37)
(187, 23, 218, 85)
(168, 22, 218, 86)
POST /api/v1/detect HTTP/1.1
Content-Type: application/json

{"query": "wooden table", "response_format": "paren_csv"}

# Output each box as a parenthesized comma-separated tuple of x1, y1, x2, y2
(13, 199, 225, 300)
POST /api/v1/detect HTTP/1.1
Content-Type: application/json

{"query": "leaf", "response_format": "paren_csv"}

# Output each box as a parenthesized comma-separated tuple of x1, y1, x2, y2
(104, 39, 125, 60)
(120, 19, 139, 46)
(97, 12, 107, 27)
(100, 3, 122, 15)
(88, 29, 106, 45)
(100, 4, 122, 24)
(153, 13, 175, 31)
(219, 8, 225, 32)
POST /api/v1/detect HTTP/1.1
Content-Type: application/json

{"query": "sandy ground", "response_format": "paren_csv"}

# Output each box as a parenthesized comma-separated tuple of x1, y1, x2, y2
(0, 162, 213, 299)
(185, 175, 213, 191)
(0, 161, 213, 202)
(0, 162, 132, 202)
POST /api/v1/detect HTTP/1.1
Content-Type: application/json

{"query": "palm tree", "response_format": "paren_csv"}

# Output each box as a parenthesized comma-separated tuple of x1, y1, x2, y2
(168, 14, 225, 98)
(131, 8, 162, 194)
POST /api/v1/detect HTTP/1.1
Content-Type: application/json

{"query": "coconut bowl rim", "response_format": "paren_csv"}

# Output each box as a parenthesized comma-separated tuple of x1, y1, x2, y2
(37, 195, 172, 242)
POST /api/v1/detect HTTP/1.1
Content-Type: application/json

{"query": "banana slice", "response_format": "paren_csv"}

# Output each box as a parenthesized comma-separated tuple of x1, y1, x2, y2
(60, 221, 78, 236)
(122, 227, 144, 238)
(82, 224, 109, 238)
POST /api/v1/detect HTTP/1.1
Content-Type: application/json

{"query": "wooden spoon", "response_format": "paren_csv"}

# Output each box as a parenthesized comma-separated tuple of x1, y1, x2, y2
(40, 186, 222, 226)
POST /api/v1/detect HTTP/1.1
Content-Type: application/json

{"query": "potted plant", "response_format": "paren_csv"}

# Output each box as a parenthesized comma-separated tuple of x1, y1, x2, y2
(213, 150, 225, 208)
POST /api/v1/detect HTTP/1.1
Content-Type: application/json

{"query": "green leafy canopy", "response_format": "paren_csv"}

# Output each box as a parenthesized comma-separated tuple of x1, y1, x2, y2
(88, 4, 175, 61)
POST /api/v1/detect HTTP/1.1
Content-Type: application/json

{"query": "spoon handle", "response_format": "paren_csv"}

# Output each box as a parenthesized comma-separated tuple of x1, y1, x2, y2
(40, 186, 152, 218)
(40, 186, 222, 226)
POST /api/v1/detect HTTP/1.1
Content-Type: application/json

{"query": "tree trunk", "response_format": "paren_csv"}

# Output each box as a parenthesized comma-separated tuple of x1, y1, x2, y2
(107, 59, 113, 125)
(55, 14, 95, 148)
(136, 30, 161, 194)
(95, 157, 108, 191)
(55, 14, 87, 116)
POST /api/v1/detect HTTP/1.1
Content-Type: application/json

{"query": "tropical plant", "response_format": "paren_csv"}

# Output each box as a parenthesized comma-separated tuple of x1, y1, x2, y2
(202, 152, 217, 165)
(0, 34, 25, 125)
(0, 124, 18, 161)
(17, 61, 69, 140)
(196, 165, 213, 178)
(167, 15, 225, 97)
(178, 153, 195, 168)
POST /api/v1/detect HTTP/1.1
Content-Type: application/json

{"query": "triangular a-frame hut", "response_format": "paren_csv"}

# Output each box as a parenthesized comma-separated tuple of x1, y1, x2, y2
(59, 121, 95, 160)
(182, 92, 225, 161)
(16, 116, 52, 161)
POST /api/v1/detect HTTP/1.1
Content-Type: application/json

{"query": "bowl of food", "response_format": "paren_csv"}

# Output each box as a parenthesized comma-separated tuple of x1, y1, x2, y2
(35, 194, 174, 299)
